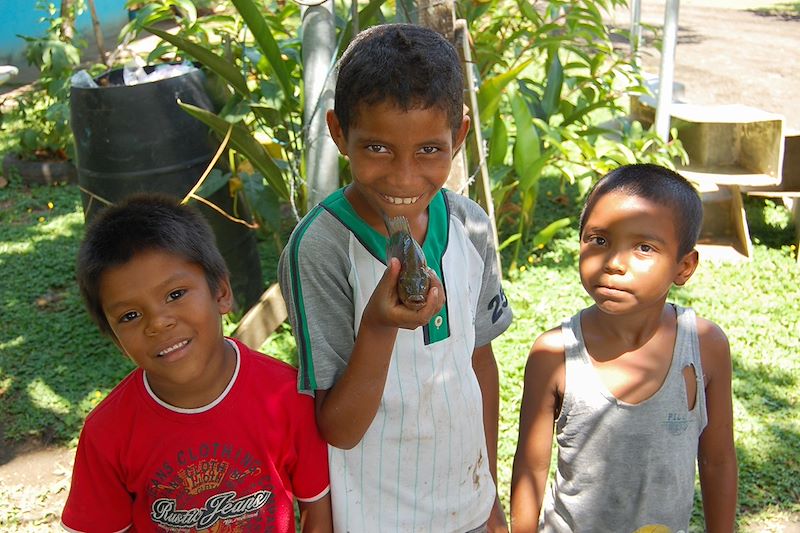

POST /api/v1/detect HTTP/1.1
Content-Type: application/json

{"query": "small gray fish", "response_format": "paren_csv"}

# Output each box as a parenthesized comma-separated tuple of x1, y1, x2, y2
(384, 214, 431, 308)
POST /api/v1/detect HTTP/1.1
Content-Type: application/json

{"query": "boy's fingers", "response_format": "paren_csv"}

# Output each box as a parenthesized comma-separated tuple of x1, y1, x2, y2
(376, 258, 401, 293)
(393, 285, 445, 329)
(427, 269, 445, 305)
(370, 260, 447, 330)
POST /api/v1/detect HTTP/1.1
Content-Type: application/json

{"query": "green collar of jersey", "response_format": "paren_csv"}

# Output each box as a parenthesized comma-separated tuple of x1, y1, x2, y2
(321, 187, 450, 344)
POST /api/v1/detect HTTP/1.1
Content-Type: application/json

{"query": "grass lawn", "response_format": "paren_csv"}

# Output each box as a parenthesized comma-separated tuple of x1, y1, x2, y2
(1, 175, 798, 530)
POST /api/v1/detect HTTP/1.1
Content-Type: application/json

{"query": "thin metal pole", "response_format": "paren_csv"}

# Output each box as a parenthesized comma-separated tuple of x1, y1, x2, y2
(655, 0, 680, 141)
(630, 0, 642, 70)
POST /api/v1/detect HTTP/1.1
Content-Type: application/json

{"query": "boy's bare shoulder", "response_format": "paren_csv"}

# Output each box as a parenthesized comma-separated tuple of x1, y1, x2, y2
(524, 326, 567, 396)
(530, 326, 566, 358)
(694, 314, 732, 374)
(695, 315, 729, 350)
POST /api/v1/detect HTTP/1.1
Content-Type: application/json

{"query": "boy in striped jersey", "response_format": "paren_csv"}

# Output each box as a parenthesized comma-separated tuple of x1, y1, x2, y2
(279, 23, 512, 533)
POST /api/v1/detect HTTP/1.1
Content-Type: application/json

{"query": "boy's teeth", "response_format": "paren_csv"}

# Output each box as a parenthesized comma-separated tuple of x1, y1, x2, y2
(384, 194, 419, 205)
(159, 340, 188, 356)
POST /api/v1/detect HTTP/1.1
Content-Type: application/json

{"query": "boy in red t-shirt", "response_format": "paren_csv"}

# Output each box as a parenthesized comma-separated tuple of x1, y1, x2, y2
(61, 195, 331, 533)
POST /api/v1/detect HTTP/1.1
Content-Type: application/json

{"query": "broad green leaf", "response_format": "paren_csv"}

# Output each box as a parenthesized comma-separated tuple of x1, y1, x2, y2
(478, 59, 533, 124)
(562, 100, 613, 127)
(491, 166, 515, 190)
(615, 143, 637, 164)
(230, 0, 293, 99)
(178, 101, 289, 200)
(220, 98, 251, 124)
(242, 172, 283, 234)
(558, 163, 576, 184)
(172, 0, 197, 24)
(196, 168, 231, 198)
(541, 48, 563, 118)
(488, 112, 508, 168)
(511, 92, 544, 193)
(519, 0, 542, 24)
(498, 232, 521, 252)
(532, 217, 571, 247)
(147, 42, 174, 64)
(146, 26, 250, 97)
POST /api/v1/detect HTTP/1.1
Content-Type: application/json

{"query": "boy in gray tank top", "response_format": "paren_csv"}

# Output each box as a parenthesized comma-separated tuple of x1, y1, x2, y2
(510, 164, 738, 532)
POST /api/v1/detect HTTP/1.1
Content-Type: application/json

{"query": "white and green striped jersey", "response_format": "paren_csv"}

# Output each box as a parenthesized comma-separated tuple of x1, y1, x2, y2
(279, 188, 512, 532)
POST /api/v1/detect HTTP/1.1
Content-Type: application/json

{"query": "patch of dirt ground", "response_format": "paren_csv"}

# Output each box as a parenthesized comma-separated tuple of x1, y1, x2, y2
(609, 0, 800, 131)
(0, 441, 74, 530)
(2, 2, 799, 531)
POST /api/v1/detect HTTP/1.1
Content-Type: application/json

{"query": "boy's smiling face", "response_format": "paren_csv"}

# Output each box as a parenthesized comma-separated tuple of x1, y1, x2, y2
(99, 249, 234, 407)
(579, 191, 698, 316)
(327, 100, 469, 236)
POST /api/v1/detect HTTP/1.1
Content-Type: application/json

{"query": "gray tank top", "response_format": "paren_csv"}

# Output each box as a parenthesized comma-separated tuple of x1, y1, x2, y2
(540, 305, 708, 533)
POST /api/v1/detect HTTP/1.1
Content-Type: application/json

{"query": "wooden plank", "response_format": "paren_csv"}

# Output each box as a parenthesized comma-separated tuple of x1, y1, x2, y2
(729, 184, 753, 258)
(695, 182, 752, 261)
(232, 283, 287, 349)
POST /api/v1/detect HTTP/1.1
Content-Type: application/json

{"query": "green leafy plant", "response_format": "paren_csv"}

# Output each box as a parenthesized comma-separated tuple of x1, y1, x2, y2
(120, 0, 303, 245)
(121, 0, 392, 248)
(465, 0, 687, 272)
(10, 1, 86, 161)
(124, 0, 688, 266)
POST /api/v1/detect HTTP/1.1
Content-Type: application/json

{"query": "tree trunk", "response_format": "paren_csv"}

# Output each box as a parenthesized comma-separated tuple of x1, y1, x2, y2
(87, 0, 108, 65)
(60, 0, 75, 42)
(301, 1, 340, 210)
(418, 0, 455, 42)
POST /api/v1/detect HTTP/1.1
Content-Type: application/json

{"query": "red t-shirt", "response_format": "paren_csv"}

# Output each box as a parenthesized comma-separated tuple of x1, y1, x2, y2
(61, 339, 329, 532)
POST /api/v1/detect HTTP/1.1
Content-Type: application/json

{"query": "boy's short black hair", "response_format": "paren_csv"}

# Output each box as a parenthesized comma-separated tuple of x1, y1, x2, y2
(76, 194, 229, 337)
(333, 23, 464, 138)
(579, 163, 703, 258)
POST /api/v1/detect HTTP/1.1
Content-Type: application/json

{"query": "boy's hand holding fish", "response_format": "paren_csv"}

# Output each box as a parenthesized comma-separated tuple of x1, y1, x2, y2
(362, 257, 445, 332)
(384, 214, 430, 309)
(383, 214, 440, 310)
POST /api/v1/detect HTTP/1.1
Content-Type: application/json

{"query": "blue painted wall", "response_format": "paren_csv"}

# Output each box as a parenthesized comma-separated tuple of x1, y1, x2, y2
(0, 0, 129, 67)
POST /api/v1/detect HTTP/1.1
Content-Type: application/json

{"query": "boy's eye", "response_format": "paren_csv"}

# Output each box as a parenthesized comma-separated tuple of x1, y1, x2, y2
(419, 146, 440, 154)
(167, 289, 187, 302)
(366, 144, 388, 153)
(589, 236, 607, 246)
(120, 311, 141, 323)
(638, 243, 653, 253)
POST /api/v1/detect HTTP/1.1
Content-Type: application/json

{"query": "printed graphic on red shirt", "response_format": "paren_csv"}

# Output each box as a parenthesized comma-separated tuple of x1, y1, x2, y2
(145, 441, 282, 532)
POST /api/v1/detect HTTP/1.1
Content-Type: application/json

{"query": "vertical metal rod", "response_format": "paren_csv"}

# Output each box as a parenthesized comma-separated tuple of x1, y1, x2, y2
(655, 0, 680, 141)
(630, 0, 642, 70)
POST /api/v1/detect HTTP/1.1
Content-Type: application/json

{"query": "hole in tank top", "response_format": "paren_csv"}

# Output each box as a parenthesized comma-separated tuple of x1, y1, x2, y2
(683, 363, 698, 410)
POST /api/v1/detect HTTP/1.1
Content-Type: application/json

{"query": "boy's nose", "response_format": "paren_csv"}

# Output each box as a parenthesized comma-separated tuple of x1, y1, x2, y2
(145, 313, 176, 336)
(392, 156, 416, 184)
(603, 250, 627, 274)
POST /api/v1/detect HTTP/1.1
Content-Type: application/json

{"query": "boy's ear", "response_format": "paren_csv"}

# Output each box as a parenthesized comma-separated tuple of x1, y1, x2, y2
(326, 109, 348, 156)
(673, 249, 699, 286)
(452, 114, 470, 155)
(215, 275, 234, 315)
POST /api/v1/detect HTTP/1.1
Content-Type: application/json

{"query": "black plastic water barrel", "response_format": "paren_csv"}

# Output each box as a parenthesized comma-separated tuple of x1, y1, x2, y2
(70, 65, 263, 313)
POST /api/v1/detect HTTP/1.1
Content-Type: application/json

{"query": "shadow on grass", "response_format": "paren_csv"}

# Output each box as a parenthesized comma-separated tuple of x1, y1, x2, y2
(0, 187, 133, 462)
(733, 357, 800, 515)
(748, 2, 800, 21)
